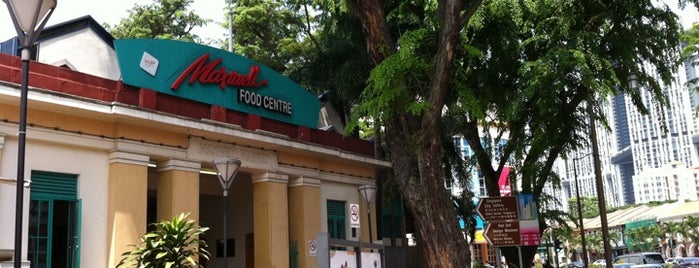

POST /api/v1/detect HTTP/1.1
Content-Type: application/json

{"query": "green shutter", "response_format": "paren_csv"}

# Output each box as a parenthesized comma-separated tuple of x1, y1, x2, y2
(327, 200, 346, 240)
(28, 171, 81, 268)
(31, 171, 78, 200)
(327, 200, 345, 219)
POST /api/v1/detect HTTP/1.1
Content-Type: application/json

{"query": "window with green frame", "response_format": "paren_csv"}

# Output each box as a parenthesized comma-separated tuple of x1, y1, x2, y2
(326, 200, 346, 240)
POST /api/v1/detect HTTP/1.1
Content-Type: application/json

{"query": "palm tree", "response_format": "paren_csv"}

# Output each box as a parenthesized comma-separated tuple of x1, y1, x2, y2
(684, 216, 699, 257)
(625, 228, 644, 252)
(567, 234, 583, 261)
(587, 233, 603, 261)
(609, 231, 621, 248)
(665, 222, 684, 257)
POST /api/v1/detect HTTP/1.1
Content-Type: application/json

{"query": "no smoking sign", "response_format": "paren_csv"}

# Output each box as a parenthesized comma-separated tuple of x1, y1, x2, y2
(349, 203, 360, 228)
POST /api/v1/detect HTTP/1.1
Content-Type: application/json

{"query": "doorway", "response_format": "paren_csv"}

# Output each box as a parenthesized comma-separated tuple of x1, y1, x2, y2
(28, 171, 81, 268)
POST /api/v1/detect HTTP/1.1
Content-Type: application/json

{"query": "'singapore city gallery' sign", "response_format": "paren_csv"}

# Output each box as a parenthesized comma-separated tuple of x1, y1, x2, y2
(114, 39, 319, 128)
(171, 53, 292, 115)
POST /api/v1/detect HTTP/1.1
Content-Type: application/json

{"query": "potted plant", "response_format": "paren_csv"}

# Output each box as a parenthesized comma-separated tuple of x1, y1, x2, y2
(117, 213, 210, 268)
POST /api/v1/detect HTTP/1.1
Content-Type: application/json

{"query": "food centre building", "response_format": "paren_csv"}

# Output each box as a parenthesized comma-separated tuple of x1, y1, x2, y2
(0, 16, 389, 268)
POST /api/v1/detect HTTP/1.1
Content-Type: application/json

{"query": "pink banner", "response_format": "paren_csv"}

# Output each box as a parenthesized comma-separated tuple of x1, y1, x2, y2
(499, 166, 512, 196)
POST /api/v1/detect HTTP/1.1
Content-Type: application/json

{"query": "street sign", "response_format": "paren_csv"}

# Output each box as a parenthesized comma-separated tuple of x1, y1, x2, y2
(484, 221, 521, 246)
(476, 196, 519, 221)
(349, 203, 360, 228)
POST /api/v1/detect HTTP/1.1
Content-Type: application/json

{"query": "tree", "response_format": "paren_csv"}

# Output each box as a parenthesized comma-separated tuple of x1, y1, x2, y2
(217, 0, 690, 265)
(347, 0, 483, 266)
(665, 221, 687, 256)
(587, 233, 603, 258)
(445, 0, 682, 264)
(105, 0, 210, 43)
(684, 216, 699, 247)
(227, 0, 315, 73)
(625, 225, 661, 252)
(343, 0, 685, 266)
(568, 197, 600, 221)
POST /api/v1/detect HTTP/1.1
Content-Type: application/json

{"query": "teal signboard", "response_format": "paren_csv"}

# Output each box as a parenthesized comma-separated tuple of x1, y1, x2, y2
(114, 39, 319, 128)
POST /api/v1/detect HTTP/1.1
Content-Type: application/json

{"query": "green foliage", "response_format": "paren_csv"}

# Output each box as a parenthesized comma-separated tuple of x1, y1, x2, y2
(681, 23, 699, 96)
(104, 0, 210, 43)
(626, 225, 662, 252)
(219, 0, 696, 265)
(229, 0, 313, 73)
(568, 196, 600, 220)
(349, 28, 433, 131)
(117, 213, 210, 268)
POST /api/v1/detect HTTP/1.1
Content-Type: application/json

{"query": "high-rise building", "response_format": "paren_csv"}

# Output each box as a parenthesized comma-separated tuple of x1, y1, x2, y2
(551, 55, 699, 209)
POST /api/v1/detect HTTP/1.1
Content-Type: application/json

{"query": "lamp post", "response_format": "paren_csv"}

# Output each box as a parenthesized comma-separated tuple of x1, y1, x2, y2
(358, 185, 377, 245)
(3, 1, 56, 267)
(213, 158, 241, 268)
(227, 0, 235, 52)
(572, 158, 588, 268)
(587, 86, 613, 268)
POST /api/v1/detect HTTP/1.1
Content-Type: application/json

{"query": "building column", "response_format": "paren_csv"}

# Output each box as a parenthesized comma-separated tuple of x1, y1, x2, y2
(0, 133, 5, 167)
(288, 176, 321, 268)
(156, 158, 201, 222)
(107, 151, 150, 268)
(252, 172, 289, 268)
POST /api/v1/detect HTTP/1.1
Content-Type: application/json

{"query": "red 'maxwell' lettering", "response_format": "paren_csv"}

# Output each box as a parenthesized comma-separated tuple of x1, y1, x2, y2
(171, 53, 268, 90)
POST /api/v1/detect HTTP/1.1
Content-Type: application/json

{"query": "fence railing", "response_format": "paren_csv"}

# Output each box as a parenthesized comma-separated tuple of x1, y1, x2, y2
(316, 232, 384, 268)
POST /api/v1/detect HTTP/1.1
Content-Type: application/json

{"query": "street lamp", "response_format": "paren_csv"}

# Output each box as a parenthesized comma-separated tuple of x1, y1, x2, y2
(213, 158, 241, 268)
(3, 0, 57, 267)
(572, 158, 589, 268)
(358, 184, 377, 245)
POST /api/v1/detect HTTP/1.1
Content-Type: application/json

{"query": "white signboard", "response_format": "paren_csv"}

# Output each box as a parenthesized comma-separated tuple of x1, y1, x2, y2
(349, 203, 360, 228)
(139, 51, 159, 76)
(330, 250, 357, 268)
(361, 252, 383, 268)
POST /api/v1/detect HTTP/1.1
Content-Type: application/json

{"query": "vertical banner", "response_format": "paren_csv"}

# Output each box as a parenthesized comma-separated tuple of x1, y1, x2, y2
(499, 166, 512, 196)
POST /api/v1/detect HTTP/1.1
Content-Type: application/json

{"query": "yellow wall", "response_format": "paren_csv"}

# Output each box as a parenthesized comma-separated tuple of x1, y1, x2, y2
(289, 177, 321, 268)
(253, 172, 290, 268)
(156, 159, 201, 222)
(0, 107, 189, 149)
(107, 151, 149, 268)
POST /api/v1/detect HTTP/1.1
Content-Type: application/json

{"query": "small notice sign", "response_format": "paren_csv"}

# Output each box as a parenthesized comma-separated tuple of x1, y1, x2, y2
(349, 203, 360, 228)
(308, 240, 317, 256)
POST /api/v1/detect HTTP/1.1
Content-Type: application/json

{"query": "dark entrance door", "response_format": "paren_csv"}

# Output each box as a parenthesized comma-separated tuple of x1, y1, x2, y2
(28, 171, 81, 268)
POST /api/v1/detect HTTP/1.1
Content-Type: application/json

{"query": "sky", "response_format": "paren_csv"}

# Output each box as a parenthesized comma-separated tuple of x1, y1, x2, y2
(0, 1, 698, 44)
(0, 0, 228, 42)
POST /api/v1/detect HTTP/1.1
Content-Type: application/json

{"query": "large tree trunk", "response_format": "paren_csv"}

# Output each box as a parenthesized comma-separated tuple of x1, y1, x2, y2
(351, 0, 482, 266)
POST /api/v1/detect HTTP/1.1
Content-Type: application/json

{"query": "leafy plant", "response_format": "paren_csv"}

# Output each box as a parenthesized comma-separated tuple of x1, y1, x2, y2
(117, 213, 210, 268)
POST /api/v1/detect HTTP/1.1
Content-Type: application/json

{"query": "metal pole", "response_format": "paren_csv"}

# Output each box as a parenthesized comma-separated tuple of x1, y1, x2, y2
(14, 46, 30, 268)
(367, 210, 373, 245)
(223, 190, 229, 268)
(228, 10, 234, 52)
(586, 89, 613, 268)
(518, 246, 523, 268)
(551, 234, 560, 268)
(496, 248, 503, 268)
(573, 158, 588, 268)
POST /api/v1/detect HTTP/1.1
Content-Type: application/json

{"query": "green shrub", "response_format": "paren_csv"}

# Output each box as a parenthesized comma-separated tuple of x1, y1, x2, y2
(117, 213, 210, 268)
